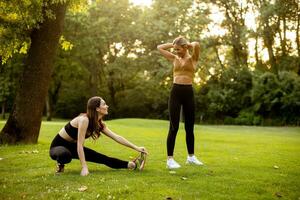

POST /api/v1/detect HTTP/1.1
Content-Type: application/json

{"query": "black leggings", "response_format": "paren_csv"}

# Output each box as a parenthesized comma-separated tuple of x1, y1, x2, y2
(49, 134, 128, 169)
(167, 84, 195, 156)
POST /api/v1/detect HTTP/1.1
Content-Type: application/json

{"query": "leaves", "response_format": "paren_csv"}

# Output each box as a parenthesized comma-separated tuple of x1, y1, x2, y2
(59, 36, 74, 51)
(275, 192, 282, 198)
(181, 176, 188, 180)
(2, 0, 299, 126)
(19, 150, 39, 154)
(78, 185, 88, 192)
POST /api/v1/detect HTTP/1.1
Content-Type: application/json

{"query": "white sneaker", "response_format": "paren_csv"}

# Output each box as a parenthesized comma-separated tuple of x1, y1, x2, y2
(186, 155, 203, 165)
(166, 158, 181, 169)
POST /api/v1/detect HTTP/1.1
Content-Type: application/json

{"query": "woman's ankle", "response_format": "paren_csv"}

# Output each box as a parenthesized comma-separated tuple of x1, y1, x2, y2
(127, 161, 136, 169)
(167, 156, 174, 160)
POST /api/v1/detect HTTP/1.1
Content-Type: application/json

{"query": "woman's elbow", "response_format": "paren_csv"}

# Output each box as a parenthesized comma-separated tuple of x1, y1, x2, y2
(157, 45, 163, 50)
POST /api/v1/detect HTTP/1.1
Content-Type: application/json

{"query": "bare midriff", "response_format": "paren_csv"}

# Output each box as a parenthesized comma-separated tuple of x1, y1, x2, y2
(173, 57, 195, 85)
(173, 75, 193, 85)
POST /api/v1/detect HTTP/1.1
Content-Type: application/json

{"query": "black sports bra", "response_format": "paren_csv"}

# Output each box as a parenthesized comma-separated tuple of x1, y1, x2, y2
(64, 122, 90, 140)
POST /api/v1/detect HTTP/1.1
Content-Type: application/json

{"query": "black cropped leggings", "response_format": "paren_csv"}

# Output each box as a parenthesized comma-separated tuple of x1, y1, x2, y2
(49, 134, 128, 169)
(167, 84, 195, 156)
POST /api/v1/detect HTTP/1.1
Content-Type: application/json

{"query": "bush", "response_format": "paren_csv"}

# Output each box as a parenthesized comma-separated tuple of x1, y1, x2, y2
(224, 116, 235, 124)
(253, 115, 262, 126)
(235, 110, 261, 125)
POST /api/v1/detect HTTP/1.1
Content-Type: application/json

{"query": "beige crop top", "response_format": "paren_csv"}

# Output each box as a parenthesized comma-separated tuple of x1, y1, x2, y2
(173, 57, 195, 78)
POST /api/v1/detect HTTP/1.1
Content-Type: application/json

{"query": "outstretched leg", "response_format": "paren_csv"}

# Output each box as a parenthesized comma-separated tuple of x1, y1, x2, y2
(83, 147, 128, 169)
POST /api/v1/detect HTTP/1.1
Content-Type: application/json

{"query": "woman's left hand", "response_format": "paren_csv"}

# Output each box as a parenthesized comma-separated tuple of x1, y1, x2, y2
(137, 146, 148, 155)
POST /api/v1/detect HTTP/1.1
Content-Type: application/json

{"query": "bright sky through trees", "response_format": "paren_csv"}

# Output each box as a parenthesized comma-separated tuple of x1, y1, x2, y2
(130, 0, 152, 7)
(129, 0, 297, 65)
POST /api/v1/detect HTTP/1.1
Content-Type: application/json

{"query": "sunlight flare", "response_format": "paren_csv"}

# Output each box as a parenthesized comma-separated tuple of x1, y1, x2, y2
(130, 0, 152, 7)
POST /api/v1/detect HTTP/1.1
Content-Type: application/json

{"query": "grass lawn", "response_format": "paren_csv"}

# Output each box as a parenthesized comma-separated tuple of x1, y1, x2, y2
(0, 119, 299, 200)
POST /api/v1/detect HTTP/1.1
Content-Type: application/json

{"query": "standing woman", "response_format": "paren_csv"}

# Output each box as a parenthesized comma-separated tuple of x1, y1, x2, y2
(157, 36, 203, 169)
(49, 96, 147, 176)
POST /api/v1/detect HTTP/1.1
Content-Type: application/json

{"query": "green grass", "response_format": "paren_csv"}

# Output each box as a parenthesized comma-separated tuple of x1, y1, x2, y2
(0, 119, 300, 200)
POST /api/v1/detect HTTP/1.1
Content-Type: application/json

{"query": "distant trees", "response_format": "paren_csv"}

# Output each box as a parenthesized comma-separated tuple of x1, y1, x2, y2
(1, 0, 299, 136)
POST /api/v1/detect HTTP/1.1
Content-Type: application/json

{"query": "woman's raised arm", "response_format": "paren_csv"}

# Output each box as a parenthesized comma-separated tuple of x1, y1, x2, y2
(157, 43, 176, 62)
(189, 42, 200, 62)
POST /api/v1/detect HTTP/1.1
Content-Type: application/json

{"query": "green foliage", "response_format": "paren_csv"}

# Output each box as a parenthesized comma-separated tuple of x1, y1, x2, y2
(0, 55, 24, 105)
(0, 0, 86, 63)
(252, 72, 281, 116)
(52, 54, 91, 118)
(277, 56, 300, 72)
(2, 0, 299, 125)
(234, 110, 262, 125)
(197, 66, 252, 121)
(46, 0, 209, 120)
(251, 71, 300, 125)
(0, 0, 43, 63)
(0, 74, 10, 103)
(277, 71, 300, 124)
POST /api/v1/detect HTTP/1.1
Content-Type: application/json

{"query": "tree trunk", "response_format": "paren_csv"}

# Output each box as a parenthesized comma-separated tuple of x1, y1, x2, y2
(107, 71, 117, 107)
(297, 6, 300, 75)
(213, 45, 225, 70)
(297, 5, 300, 57)
(278, 16, 287, 56)
(263, 20, 278, 74)
(223, 2, 248, 67)
(255, 34, 259, 64)
(254, 33, 265, 70)
(79, 57, 101, 97)
(0, 2, 67, 144)
(88, 67, 98, 96)
(1, 102, 5, 120)
(282, 16, 287, 56)
(46, 94, 52, 121)
(47, 79, 61, 121)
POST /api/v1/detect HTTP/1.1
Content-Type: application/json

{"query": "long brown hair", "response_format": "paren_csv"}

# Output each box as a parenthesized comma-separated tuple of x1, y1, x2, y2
(86, 96, 105, 140)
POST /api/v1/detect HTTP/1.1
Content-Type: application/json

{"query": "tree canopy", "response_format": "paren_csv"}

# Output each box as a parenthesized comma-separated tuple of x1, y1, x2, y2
(1, 0, 299, 130)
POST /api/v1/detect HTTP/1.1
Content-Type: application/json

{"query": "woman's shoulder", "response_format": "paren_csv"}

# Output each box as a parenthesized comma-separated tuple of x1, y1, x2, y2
(73, 114, 89, 126)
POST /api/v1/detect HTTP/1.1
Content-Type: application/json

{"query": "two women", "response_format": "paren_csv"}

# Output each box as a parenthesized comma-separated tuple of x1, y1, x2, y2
(49, 36, 203, 174)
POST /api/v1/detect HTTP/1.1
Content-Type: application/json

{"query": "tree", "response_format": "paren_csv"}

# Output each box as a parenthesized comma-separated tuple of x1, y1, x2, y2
(0, 56, 23, 119)
(210, 0, 249, 68)
(0, 1, 68, 144)
(256, 0, 278, 73)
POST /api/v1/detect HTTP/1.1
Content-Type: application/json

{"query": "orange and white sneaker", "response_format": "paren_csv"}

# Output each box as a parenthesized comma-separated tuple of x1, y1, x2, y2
(133, 152, 147, 171)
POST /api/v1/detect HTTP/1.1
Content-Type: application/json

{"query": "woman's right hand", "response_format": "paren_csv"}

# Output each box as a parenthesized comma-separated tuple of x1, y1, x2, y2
(80, 166, 89, 176)
(137, 146, 148, 155)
